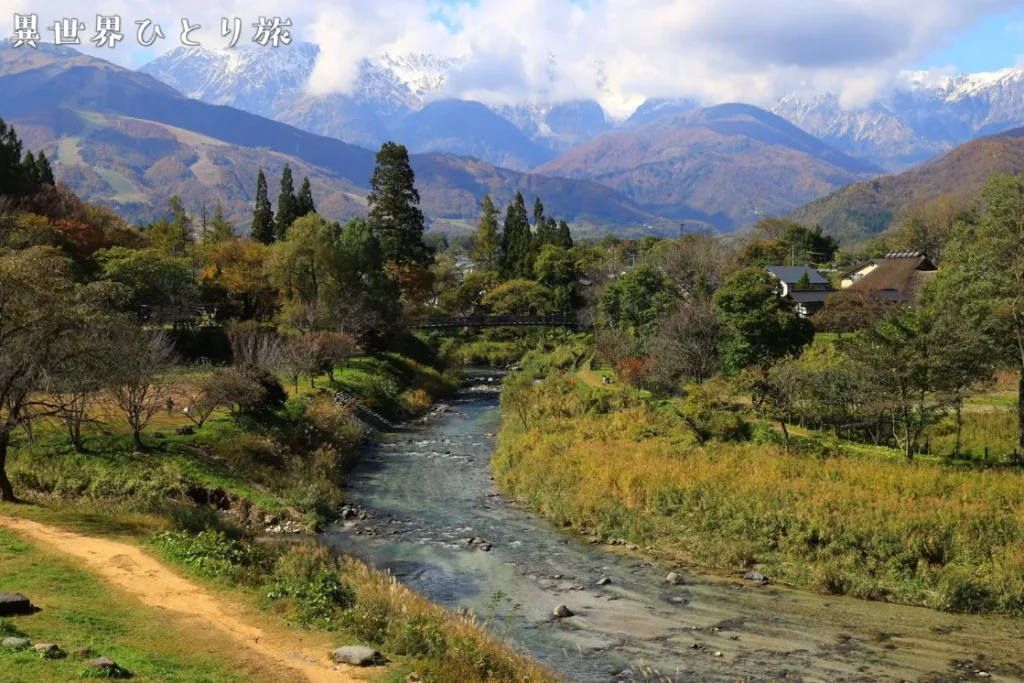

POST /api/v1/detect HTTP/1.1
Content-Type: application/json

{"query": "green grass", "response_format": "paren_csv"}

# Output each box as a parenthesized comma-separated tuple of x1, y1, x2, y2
(0, 530, 295, 683)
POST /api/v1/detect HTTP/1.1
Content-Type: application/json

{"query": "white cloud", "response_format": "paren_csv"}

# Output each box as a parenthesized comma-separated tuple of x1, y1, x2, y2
(0, 0, 1019, 112)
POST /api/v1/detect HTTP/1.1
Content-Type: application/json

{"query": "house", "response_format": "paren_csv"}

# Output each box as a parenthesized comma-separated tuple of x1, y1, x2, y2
(765, 266, 834, 318)
(840, 260, 882, 288)
(844, 251, 937, 303)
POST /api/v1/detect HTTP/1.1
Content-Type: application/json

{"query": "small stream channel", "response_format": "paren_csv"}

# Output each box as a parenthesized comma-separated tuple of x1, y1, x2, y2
(322, 377, 1024, 682)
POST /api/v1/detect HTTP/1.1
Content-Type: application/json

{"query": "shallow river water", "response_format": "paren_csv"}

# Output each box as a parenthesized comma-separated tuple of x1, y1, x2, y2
(323, 386, 1024, 682)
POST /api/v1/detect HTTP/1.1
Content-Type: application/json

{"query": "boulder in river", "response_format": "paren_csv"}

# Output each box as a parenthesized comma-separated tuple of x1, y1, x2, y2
(666, 572, 684, 585)
(552, 604, 574, 619)
(333, 645, 383, 666)
(0, 593, 33, 616)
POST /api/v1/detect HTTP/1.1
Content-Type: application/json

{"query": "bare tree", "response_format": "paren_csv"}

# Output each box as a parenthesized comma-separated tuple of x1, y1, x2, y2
(106, 330, 178, 450)
(227, 320, 284, 371)
(648, 300, 722, 387)
(656, 231, 738, 298)
(281, 335, 320, 393)
(173, 367, 224, 430)
(304, 331, 358, 382)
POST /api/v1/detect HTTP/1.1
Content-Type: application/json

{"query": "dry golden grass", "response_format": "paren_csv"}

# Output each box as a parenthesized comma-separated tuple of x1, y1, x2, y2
(495, 374, 1024, 615)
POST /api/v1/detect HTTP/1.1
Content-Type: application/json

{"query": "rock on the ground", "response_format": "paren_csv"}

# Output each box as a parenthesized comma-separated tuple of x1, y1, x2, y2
(333, 645, 382, 666)
(0, 593, 33, 616)
(33, 643, 60, 653)
(1, 637, 30, 649)
(666, 572, 684, 585)
(744, 571, 769, 584)
(552, 604, 574, 618)
(175, 426, 195, 436)
(87, 656, 119, 670)
(72, 646, 92, 658)
(596, 577, 611, 586)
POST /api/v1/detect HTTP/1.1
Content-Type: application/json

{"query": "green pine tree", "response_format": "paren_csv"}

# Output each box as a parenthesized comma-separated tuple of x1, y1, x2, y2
(367, 142, 428, 270)
(472, 194, 501, 271)
(251, 169, 275, 244)
(556, 219, 573, 249)
(296, 177, 315, 217)
(275, 164, 297, 241)
(208, 202, 235, 242)
(794, 271, 812, 290)
(501, 192, 533, 278)
(36, 151, 54, 186)
(533, 196, 545, 228)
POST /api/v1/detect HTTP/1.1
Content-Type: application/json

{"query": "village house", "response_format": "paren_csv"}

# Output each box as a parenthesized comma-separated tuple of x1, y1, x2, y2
(841, 251, 937, 303)
(765, 265, 833, 318)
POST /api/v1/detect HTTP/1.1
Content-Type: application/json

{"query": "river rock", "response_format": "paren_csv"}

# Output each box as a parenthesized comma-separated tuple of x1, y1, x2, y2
(666, 572, 684, 585)
(744, 571, 769, 584)
(0, 593, 33, 616)
(1, 637, 30, 649)
(552, 604, 574, 618)
(596, 577, 611, 586)
(333, 645, 383, 666)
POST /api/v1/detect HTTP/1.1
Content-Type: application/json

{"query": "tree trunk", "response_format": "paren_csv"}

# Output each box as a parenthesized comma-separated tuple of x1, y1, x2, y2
(132, 429, 145, 451)
(1018, 370, 1024, 456)
(780, 420, 790, 453)
(0, 431, 16, 502)
(954, 400, 964, 459)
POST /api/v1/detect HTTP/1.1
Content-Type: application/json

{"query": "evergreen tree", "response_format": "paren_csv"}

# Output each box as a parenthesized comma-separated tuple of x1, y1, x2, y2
(36, 151, 54, 186)
(501, 192, 533, 278)
(366, 142, 428, 269)
(22, 151, 38, 191)
(149, 195, 195, 257)
(556, 219, 573, 249)
(251, 169, 275, 244)
(471, 194, 501, 271)
(275, 164, 297, 241)
(533, 196, 545, 228)
(537, 216, 558, 245)
(208, 202, 235, 242)
(296, 177, 315, 217)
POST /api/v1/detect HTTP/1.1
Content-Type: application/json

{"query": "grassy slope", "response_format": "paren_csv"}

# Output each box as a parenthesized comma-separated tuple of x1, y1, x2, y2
(0, 529, 304, 683)
(494, 367, 1024, 616)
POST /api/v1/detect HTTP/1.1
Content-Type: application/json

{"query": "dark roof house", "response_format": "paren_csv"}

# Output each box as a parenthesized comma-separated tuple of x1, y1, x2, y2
(765, 265, 833, 318)
(847, 252, 937, 302)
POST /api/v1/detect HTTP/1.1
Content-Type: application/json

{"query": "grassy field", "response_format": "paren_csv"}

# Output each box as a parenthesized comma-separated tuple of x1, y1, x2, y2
(494, 371, 1024, 616)
(0, 528, 305, 683)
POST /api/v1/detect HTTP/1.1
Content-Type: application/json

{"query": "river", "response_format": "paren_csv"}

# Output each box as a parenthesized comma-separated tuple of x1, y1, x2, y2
(323, 383, 1024, 682)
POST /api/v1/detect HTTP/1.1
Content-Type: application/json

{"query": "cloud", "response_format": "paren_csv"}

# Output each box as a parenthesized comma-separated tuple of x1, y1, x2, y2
(0, 0, 1019, 113)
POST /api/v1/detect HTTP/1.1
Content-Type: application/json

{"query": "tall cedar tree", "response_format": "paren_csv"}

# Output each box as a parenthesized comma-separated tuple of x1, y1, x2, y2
(0, 118, 52, 198)
(472, 194, 501, 270)
(251, 169, 275, 244)
(296, 177, 316, 217)
(275, 164, 298, 241)
(556, 219, 573, 249)
(366, 142, 429, 269)
(501, 192, 533, 278)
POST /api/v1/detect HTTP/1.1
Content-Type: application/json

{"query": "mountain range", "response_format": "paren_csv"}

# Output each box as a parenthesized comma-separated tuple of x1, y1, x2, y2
(142, 44, 1024, 174)
(0, 41, 666, 235)
(6, 40, 1024, 240)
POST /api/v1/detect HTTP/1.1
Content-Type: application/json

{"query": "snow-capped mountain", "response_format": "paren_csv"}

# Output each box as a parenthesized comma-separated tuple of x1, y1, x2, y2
(139, 43, 613, 166)
(771, 68, 1024, 169)
(140, 44, 1024, 173)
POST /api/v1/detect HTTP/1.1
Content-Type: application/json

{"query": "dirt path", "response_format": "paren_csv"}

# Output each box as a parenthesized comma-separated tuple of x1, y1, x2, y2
(0, 516, 364, 683)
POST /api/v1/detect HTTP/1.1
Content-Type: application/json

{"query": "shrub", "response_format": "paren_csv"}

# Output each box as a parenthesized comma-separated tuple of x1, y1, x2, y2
(265, 546, 356, 628)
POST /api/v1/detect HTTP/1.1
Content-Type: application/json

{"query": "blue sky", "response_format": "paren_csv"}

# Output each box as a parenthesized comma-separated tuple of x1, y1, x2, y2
(916, 7, 1024, 71)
